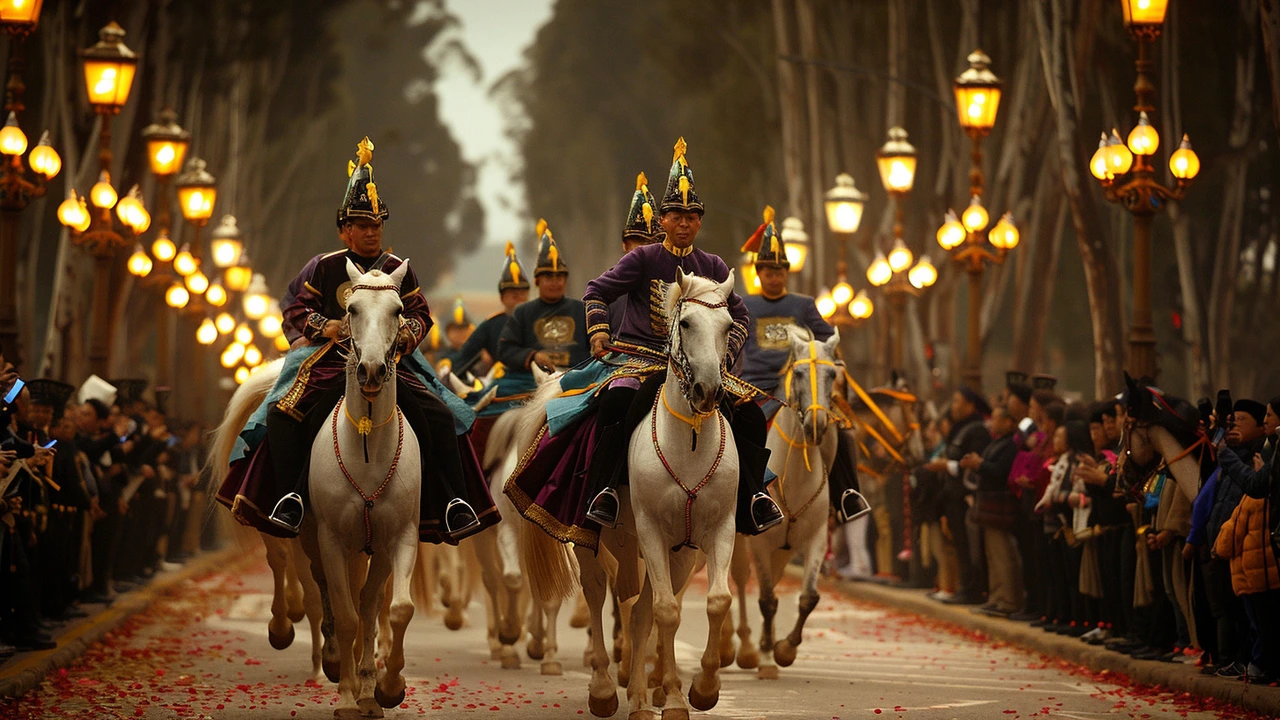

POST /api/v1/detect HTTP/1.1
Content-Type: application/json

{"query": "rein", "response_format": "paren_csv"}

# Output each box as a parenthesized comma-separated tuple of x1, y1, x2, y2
(332, 398, 405, 556)
(652, 387, 727, 553)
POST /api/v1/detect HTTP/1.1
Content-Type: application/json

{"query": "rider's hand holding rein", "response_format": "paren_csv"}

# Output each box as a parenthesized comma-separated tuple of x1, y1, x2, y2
(321, 319, 347, 342)
(590, 332, 609, 358)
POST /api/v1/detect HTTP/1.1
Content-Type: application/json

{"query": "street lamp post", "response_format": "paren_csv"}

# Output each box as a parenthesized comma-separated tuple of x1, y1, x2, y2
(0, 1, 60, 369)
(871, 128, 935, 371)
(1089, 0, 1198, 382)
(64, 21, 139, 377)
(820, 173, 874, 329)
(937, 49, 1019, 390)
(174, 157, 217, 422)
(138, 109, 190, 387)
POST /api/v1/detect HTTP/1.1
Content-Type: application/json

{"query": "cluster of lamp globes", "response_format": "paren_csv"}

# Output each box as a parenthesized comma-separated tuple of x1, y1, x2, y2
(934, 198, 1020, 254)
(0, 112, 63, 182)
(1088, 112, 1201, 183)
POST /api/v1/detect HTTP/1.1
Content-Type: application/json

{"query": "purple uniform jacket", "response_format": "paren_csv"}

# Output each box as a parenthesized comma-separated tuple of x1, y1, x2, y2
(281, 249, 431, 349)
(583, 241, 748, 359)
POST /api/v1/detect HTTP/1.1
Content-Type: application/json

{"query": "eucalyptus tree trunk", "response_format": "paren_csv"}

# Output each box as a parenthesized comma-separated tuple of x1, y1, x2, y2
(1261, 0, 1280, 132)
(771, 0, 806, 233)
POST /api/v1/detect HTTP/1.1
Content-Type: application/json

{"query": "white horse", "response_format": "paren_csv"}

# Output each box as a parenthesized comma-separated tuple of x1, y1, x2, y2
(735, 329, 841, 679)
(207, 359, 325, 681)
(305, 260, 422, 719)
(522, 270, 740, 720)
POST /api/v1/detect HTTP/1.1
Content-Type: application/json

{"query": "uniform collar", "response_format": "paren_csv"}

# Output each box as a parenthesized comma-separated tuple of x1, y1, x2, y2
(761, 290, 788, 300)
(662, 238, 694, 257)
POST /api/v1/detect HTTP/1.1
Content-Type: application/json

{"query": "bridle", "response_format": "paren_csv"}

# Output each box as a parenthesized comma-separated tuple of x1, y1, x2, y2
(1119, 417, 1213, 496)
(771, 339, 838, 548)
(665, 295, 728, 451)
(781, 339, 838, 445)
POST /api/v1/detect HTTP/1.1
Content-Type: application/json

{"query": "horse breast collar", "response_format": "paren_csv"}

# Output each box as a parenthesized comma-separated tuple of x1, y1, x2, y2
(331, 398, 405, 556)
(652, 387, 726, 553)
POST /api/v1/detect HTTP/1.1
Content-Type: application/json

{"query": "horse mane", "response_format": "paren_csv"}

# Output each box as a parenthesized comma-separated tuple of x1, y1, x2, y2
(1124, 373, 1201, 447)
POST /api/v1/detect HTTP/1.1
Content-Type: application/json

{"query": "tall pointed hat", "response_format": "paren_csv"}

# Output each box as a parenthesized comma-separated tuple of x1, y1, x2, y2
(498, 242, 531, 291)
(622, 172, 664, 243)
(336, 136, 389, 227)
(660, 136, 704, 215)
(446, 297, 473, 330)
(533, 218, 567, 276)
(741, 205, 788, 268)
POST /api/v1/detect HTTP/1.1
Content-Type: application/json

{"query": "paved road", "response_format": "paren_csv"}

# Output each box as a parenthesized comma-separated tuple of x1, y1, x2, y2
(2, 546, 1245, 719)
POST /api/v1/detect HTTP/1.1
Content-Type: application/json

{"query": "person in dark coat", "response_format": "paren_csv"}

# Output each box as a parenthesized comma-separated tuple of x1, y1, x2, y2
(923, 387, 991, 605)
(961, 407, 1022, 616)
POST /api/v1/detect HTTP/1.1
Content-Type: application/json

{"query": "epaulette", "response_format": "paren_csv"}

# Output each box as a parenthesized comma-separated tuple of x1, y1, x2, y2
(319, 248, 347, 260)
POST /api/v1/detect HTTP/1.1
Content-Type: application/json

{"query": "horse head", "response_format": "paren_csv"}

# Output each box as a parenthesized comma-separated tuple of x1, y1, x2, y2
(344, 259, 408, 402)
(665, 269, 735, 415)
(783, 327, 840, 442)
(1120, 372, 1208, 492)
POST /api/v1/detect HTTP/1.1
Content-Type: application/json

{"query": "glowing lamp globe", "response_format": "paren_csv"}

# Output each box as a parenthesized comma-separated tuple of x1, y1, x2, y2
(234, 323, 253, 345)
(27, 131, 60, 179)
(204, 281, 227, 308)
(815, 288, 837, 319)
(1106, 130, 1134, 176)
(274, 334, 290, 353)
(243, 344, 263, 368)
(243, 273, 270, 320)
(175, 157, 217, 224)
(824, 173, 867, 234)
(57, 190, 88, 231)
(212, 314, 233, 337)
(0, 112, 27, 156)
(220, 342, 245, 369)
(90, 170, 117, 209)
(233, 366, 250, 384)
(739, 254, 762, 296)
(126, 244, 151, 277)
(164, 282, 189, 309)
(832, 280, 854, 307)
(80, 23, 137, 112)
(0, 0, 45, 27)
(224, 262, 252, 293)
(849, 290, 874, 320)
(1121, 0, 1169, 28)
(258, 309, 283, 339)
(779, 216, 809, 272)
(1126, 111, 1159, 156)
(150, 231, 176, 262)
(989, 212, 1020, 250)
(908, 256, 938, 290)
(867, 252, 893, 287)
(209, 215, 243, 268)
(1089, 133, 1111, 180)
(184, 269, 208, 296)
(961, 196, 989, 233)
(196, 318, 217, 345)
(953, 50, 1002, 134)
(172, 243, 197, 277)
(887, 239, 914, 273)
(937, 210, 966, 251)
(876, 127, 917, 194)
(140, 109, 189, 177)
(115, 185, 149, 233)
(1169, 134, 1200, 180)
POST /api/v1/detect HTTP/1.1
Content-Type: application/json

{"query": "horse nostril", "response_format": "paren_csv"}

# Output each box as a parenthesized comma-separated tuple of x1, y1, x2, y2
(356, 365, 369, 385)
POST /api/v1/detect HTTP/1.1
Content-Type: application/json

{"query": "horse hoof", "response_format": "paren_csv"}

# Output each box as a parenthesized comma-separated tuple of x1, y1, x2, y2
(773, 639, 798, 667)
(501, 651, 521, 670)
(444, 609, 465, 631)
(661, 708, 690, 720)
(540, 660, 562, 676)
(736, 648, 759, 670)
(357, 697, 385, 718)
(757, 664, 779, 680)
(689, 683, 719, 711)
(334, 708, 363, 720)
(588, 692, 619, 718)
(627, 711, 657, 720)
(374, 684, 406, 709)
(490, 647, 503, 661)
(323, 659, 342, 684)
(268, 624, 295, 650)
(526, 638, 545, 660)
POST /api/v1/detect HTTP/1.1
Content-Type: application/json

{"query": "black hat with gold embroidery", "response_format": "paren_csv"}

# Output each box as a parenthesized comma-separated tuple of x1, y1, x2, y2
(741, 205, 787, 269)
(336, 136, 389, 227)
(660, 137, 704, 215)
(498, 242, 531, 291)
(533, 219, 567, 276)
(623, 172, 664, 243)
(446, 297, 473, 331)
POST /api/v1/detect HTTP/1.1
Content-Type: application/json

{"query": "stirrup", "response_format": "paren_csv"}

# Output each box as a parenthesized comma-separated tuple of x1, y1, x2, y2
(750, 492, 784, 532)
(267, 493, 305, 533)
(585, 488, 620, 529)
(837, 489, 872, 523)
(445, 498, 481, 539)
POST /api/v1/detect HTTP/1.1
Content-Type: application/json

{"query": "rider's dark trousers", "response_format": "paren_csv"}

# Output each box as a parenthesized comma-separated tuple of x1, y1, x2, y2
(584, 373, 772, 535)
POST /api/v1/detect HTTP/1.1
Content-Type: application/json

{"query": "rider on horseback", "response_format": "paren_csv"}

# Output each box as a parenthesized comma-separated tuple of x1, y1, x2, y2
(737, 207, 867, 523)
(497, 223, 589, 377)
(252, 137, 494, 543)
(579, 137, 784, 534)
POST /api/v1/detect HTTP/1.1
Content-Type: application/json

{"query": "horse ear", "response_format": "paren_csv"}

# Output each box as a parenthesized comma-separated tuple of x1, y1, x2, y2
(345, 258, 363, 284)
(825, 330, 841, 355)
(665, 272, 686, 322)
(389, 259, 410, 288)
(532, 363, 550, 386)
(718, 269, 736, 299)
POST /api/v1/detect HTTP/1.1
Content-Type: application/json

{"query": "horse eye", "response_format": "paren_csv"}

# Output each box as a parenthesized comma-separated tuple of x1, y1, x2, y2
(679, 320, 690, 329)
(348, 306, 359, 316)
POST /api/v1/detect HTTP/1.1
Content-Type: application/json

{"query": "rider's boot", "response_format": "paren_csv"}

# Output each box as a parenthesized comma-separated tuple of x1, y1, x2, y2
(584, 423, 626, 528)
(735, 442, 783, 534)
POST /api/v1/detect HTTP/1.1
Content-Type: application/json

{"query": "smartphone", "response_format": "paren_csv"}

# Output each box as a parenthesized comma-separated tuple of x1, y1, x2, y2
(3, 377, 24, 405)
(42, 439, 57, 449)
(1212, 426, 1227, 444)
(1018, 417, 1036, 434)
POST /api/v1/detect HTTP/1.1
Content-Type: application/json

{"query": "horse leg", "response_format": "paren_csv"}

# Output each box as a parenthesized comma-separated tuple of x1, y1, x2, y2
(374, 537, 416, 710)
(616, 593, 637, 688)
(263, 535, 296, 650)
(499, 567, 524, 670)
(319, 540, 361, 718)
(753, 547, 787, 680)
(539, 596, 564, 675)
(285, 545, 307, 623)
(438, 546, 465, 631)
(526, 595, 546, 661)
(611, 585, 624, 663)
(355, 553, 390, 718)
(570, 588, 590, 628)
(566, 544, 612, 718)
(301, 521, 341, 684)
(625, 575, 656, 720)
(376, 578, 392, 668)
(775, 534, 824, 668)
(472, 530, 508, 662)
(690, 529, 733, 712)
(653, 549, 695, 720)
(410, 543, 434, 615)
(292, 538, 326, 681)
(730, 537, 758, 669)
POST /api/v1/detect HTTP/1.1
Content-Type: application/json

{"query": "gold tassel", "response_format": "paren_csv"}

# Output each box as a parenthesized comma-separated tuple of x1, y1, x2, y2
(769, 236, 779, 256)
(367, 182, 379, 213)
(641, 201, 653, 231)
(356, 416, 373, 436)
(347, 160, 355, 177)
(535, 218, 548, 239)
(453, 300, 465, 325)
(548, 243, 560, 271)
(504, 241, 515, 257)
(635, 172, 647, 191)
(509, 261, 520, 285)
(679, 175, 690, 206)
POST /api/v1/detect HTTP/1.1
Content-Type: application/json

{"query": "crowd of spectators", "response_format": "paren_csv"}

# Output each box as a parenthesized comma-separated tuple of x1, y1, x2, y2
(0, 362, 214, 660)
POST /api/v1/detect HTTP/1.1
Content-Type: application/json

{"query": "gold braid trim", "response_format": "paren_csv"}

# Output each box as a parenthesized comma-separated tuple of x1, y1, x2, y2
(276, 341, 335, 419)
(502, 423, 601, 551)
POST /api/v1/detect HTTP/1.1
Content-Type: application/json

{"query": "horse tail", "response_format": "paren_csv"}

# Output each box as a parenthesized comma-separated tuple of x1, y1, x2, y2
(519, 518, 580, 604)
(482, 411, 519, 474)
(204, 358, 284, 492)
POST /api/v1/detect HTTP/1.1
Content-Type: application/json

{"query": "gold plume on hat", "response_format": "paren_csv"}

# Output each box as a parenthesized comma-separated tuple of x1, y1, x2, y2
(367, 182, 379, 213)
(347, 160, 355, 177)
(672, 136, 687, 166)
(762, 205, 775, 225)
(635, 172, 648, 192)
(504, 241, 516, 256)
(535, 218, 548, 239)
(548, 243, 560, 271)
(505, 243, 521, 285)
(637, 172, 654, 230)
(678, 175, 690, 206)
(452, 298, 466, 325)
(356, 136, 374, 167)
